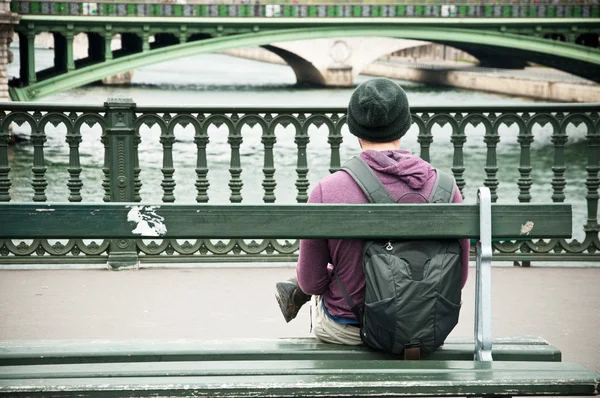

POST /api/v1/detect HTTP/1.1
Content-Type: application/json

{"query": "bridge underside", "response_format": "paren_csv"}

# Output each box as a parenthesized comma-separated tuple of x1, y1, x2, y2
(9, 21, 600, 101)
(262, 44, 326, 86)
(439, 42, 599, 81)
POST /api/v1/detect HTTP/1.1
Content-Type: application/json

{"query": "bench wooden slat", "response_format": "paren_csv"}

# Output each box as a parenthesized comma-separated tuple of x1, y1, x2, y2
(0, 338, 561, 365)
(2, 359, 582, 379)
(0, 361, 597, 397)
(0, 203, 572, 239)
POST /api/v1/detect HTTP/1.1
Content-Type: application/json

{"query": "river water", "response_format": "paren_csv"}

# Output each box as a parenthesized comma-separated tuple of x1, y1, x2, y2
(6, 49, 592, 240)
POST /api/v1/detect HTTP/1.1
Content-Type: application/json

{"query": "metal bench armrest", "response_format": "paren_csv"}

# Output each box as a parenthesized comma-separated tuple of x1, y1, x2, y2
(475, 187, 493, 362)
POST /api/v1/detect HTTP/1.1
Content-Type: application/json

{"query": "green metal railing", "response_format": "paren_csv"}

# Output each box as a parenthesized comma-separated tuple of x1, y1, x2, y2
(11, 1, 600, 17)
(0, 101, 598, 266)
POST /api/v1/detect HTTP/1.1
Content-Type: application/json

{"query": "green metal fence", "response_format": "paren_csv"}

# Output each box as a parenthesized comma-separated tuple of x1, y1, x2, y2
(0, 102, 598, 266)
(11, 1, 600, 17)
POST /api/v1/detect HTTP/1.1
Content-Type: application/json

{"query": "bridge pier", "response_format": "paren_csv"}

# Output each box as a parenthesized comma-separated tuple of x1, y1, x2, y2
(0, 0, 19, 101)
(324, 66, 353, 87)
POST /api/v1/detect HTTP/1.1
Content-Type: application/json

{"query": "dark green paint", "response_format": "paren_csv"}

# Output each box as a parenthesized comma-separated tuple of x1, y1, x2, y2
(103, 98, 138, 268)
(0, 337, 561, 366)
(0, 360, 597, 397)
(0, 203, 572, 240)
(2, 359, 593, 380)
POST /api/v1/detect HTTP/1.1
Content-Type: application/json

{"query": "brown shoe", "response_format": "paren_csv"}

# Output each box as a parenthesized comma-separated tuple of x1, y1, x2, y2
(275, 276, 311, 323)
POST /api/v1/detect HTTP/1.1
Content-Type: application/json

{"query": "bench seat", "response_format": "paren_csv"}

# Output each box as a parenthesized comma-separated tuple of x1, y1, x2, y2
(1, 360, 597, 397)
(0, 337, 562, 365)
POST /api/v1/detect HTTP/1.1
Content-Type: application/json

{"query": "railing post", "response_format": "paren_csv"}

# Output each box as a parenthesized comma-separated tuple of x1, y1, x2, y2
(0, 121, 10, 202)
(105, 98, 138, 269)
(584, 119, 599, 241)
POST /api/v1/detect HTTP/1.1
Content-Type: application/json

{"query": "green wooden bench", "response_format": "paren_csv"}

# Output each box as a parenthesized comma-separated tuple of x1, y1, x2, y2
(0, 188, 598, 397)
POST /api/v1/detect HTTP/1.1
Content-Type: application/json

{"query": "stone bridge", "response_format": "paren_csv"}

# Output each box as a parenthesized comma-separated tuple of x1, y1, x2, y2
(261, 37, 430, 87)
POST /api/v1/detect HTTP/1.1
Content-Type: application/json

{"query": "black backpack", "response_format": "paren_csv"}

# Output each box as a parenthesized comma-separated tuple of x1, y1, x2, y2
(336, 156, 463, 359)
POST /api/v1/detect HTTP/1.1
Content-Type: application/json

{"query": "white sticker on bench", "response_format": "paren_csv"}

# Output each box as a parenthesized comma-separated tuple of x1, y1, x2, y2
(127, 206, 167, 237)
(520, 221, 534, 235)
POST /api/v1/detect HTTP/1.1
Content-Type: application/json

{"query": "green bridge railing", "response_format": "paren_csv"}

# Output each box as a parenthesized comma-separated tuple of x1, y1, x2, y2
(0, 101, 598, 267)
(12, 1, 600, 18)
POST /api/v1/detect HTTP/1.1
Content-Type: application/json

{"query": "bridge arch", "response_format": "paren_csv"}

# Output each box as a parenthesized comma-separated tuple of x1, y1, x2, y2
(262, 38, 432, 86)
(11, 26, 600, 101)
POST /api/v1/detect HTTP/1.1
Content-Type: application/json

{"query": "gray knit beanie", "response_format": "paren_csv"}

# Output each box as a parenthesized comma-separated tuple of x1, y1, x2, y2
(347, 78, 412, 142)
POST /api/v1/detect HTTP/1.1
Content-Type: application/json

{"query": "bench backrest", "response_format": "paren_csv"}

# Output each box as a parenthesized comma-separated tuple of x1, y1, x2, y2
(0, 202, 572, 240)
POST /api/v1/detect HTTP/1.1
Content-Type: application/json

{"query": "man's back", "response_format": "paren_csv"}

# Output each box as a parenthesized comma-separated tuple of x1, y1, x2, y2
(296, 149, 468, 321)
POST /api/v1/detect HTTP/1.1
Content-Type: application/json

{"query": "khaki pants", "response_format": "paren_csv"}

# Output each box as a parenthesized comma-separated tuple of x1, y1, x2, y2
(312, 295, 362, 345)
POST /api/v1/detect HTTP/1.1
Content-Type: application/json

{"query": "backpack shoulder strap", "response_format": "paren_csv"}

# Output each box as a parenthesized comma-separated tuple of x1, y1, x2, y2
(333, 267, 363, 322)
(428, 169, 456, 204)
(340, 156, 395, 204)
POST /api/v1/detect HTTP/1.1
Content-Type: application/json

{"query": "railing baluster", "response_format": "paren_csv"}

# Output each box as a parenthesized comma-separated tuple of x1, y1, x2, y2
(161, 119, 176, 203)
(518, 115, 534, 203)
(551, 114, 568, 203)
(328, 113, 343, 174)
(101, 125, 110, 202)
(417, 113, 432, 163)
(195, 115, 210, 203)
(451, 114, 466, 196)
(295, 114, 310, 203)
(30, 119, 47, 202)
(133, 129, 142, 202)
(0, 117, 11, 202)
(262, 114, 277, 203)
(66, 125, 83, 202)
(228, 114, 243, 203)
(584, 115, 599, 233)
(484, 116, 500, 203)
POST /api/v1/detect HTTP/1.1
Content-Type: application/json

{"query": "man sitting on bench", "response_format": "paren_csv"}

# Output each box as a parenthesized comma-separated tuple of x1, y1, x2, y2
(275, 78, 470, 349)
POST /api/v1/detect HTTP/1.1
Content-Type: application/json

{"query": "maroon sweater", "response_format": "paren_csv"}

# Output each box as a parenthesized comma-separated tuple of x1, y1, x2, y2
(296, 149, 470, 320)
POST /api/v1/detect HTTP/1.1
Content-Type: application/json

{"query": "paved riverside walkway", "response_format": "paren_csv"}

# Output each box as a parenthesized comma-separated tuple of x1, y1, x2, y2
(0, 266, 598, 374)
